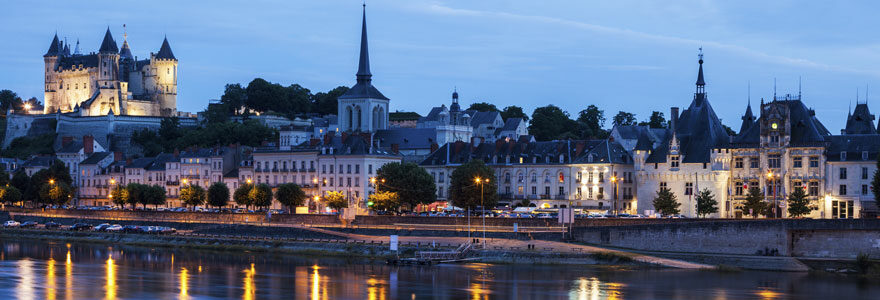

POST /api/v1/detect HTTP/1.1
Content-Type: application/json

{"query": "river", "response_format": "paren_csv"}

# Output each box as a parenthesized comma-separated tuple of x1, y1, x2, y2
(0, 239, 877, 299)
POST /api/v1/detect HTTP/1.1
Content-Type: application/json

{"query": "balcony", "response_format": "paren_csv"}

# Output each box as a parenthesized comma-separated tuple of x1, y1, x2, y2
(499, 193, 513, 200)
(166, 181, 179, 186)
(554, 193, 568, 200)
(539, 194, 551, 199)
(309, 168, 316, 172)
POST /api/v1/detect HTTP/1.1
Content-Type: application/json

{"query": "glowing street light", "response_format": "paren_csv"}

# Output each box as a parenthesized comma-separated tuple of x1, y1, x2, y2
(23, 103, 31, 113)
(49, 179, 55, 185)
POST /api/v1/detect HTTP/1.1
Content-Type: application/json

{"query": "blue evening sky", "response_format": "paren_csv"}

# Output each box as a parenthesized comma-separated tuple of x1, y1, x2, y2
(2, 0, 879, 132)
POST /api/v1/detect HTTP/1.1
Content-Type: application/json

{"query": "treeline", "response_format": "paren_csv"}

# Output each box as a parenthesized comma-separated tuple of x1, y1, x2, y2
(132, 117, 277, 157)
(526, 105, 669, 141)
(0, 160, 75, 207)
(203, 79, 350, 123)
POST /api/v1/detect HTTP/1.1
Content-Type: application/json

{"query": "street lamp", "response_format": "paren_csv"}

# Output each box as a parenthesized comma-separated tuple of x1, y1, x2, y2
(610, 176, 618, 216)
(475, 177, 490, 247)
(767, 171, 777, 218)
(49, 179, 55, 185)
(23, 103, 31, 113)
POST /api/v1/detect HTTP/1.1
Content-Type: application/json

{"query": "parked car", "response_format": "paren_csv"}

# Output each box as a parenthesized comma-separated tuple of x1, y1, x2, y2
(44, 222, 61, 229)
(3, 220, 21, 227)
(20, 221, 39, 228)
(93, 223, 112, 232)
(122, 225, 144, 233)
(69, 223, 92, 231)
(104, 225, 124, 232)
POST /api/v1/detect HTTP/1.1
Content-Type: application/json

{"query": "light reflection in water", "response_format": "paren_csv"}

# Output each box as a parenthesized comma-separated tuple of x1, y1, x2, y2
(570, 277, 626, 300)
(179, 267, 189, 299)
(64, 250, 72, 300)
(366, 277, 387, 300)
(16, 259, 34, 300)
(310, 265, 320, 300)
(243, 263, 255, 300)
(105, 254, 116, 300)
(46, 258, 57, 300)
(757, 289, 782, 299)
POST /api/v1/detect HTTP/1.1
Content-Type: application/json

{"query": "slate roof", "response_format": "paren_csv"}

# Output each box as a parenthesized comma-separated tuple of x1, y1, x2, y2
(180, 148, 219, 158)
(98, 28, 118, 53)
(419, 106, 446, 123)
(156, 37, 176, 60)
(119, 40, 133, 60)
(494, 118, 523, 135)
(56, 141, 84, 154)
(314, 133, 397, 156)
(224, 169, 239, 178)
(739, 102, 756, 134)
(125, 157, 155, 169)
(374, 128, 437, 150)
(339, 7, 389, 101)
(45, 34, 61, 57)
(80, 152, 111, 165)
(338, 82, 389, 100)
(420, 139, 630, 166)
(844, 103, 877, 135)
(468, 111, 500, 126)
(731, 99, 829, 148)
(148, 153, 178, 171)
(58, 54, 99, 70)
(825, 135, 880, 161)
(23, 156, 55, 168)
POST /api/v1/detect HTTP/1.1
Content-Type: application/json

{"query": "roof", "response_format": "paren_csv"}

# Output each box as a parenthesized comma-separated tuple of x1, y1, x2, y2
(125, 157, 154, 169)
(732, 99, 829, 148)
(156, 37, 176, 60)
(469, 111, 501, 126)
(56, 141, 84, 154)
(310, 133, 397, 156)
(23, 156, 54, 168)
(421, 138, 630, 166)
(494, 118, 523, 135)
(339, 6, 388, 101)
(374, 128, 438, 150)
(58, 54, 99, 70)
(390, 111, 421, 121)
(148, 153, 178, 170)
(844, 103, 877, 135)
(180, 148, 219, 158)
(338, 82, 389, 100)
(224, 169, 239, 178)
(80, 152, 111, 165)
(45, 34, 61, 57)
(98, 28, 118, 53)
(825, 134, 880, 161)
(419, 106, 446, 123)
(119, 40, 133, 60)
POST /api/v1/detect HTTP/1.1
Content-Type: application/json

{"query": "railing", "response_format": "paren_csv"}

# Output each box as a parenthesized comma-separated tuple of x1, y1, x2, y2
(554, 194, 568, 200)
(539, 194, 551, 199)
(166, 181, 179, 186)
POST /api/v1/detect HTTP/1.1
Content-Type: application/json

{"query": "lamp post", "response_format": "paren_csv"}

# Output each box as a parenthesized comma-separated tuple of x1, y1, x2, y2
(610, 176, 618, 216)
(475, 177, 490, 247)
(767, 171, 776, 218)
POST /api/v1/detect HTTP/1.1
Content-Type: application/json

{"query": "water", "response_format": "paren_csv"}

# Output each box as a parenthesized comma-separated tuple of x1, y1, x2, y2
(0, 240, 877, 299)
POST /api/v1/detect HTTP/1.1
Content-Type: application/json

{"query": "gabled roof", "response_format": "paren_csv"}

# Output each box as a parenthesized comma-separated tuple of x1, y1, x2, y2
(156, 37, 176, 60)
(81, 152, 111, 165)
(98, 28, 118, 53)
(125, 157, 155, 169)
(23, 156, 55, 168)
(374, 128, 437, 150)
(469, 111, 501, 126)
(147, 153, 178, 170)
(494, 118, 524, 135)
(56, 141, 84, 154)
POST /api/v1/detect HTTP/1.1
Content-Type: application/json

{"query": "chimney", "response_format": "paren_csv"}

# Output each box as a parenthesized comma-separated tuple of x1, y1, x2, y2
(391, 143, 399, 153)
(126, 158, 133, 165)
(670, 107, 679, 133)
(114, 151, 123, 162)
(495, 139, 505, 151)
(310, 138, 320, 147)
(575, 141, 585, 156)
(62, 136, 73, 147)
(341, 131, 349, 142)
(82, 135, 94, 154)
(430, 143, 439, 153)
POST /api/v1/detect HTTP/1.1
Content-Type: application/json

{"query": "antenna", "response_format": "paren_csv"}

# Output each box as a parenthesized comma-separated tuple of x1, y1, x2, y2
(748, 81, 751, 104)
(798, 76, 802, 99)
(698, 47, 703, 61)
(123, 24, 127, 42)
(773, 78, 777, 100)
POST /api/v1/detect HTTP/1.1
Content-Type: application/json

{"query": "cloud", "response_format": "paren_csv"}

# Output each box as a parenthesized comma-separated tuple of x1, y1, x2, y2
(417, 2, 880, 77)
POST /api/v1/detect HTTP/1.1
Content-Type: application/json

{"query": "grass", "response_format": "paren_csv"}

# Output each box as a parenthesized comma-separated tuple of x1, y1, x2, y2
(591, 251, 634, 263)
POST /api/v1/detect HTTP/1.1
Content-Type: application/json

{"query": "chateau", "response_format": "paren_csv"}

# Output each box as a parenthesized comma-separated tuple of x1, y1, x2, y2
(43, 28, 178, 117)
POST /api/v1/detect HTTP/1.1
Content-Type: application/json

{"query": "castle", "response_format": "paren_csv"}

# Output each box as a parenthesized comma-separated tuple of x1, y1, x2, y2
(42, 28, 177, 117)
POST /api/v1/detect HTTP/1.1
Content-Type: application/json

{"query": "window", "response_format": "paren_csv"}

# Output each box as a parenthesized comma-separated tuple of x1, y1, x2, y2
(862, 184, 869, 195)
(558, 186, 564, 196)
(670, 156, 680, 168)
(768, 154, 781, 169)
(587, 172, 593, 183)
(368, 164, 373, 174)
(347, 165, 351, 174)
(659, 182, 667, 189)
(840, 167, 847, 180)
(355, 165, 360, 174)
(598, 173, 604, 183)
(598, 187, 605, 199)
(863, 151, 869, 160)
(862, 167, 869, 180)
(329, 165, 334, 174)
(735, 181, 743, 196)
(809, 181, 819, 196)
(504, 173, 511, 183)
(734, 157, 744, 169)
(809, 156, 819, 168)
(684, 182, 693, 195)
(544, 174, 550, 183)
(518, 173, 524, 183)
(841, 152, 847, 161)
(750, 157, 759, 169)
(531, 186, 537, 195)
(439, 172, 445, 183)
(322, 165, 326, 174)
(517, 186, 523, 195)
(839, 184, 847, 196)
(793, 157, 803, 168)
(544, 186, 550, 196)
(531, 173, 537, 183)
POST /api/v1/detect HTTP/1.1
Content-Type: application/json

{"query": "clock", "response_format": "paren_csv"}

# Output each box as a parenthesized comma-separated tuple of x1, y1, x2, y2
(771, 122, 778, 130)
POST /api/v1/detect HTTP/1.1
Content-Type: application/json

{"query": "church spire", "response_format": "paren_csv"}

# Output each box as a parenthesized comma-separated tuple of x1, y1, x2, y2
(695, 47, 705, 94)
(356, 4, 372, 84)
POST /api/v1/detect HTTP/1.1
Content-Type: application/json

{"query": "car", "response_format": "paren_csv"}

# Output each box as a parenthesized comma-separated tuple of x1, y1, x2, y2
(122, 225, 144, 233)
(93, 223, 112, 231)
(3, 220, 21, 227)
(104, 225, 123, 232)
(69, 223, 92, 231)
(44, 222, 61, 229)
(20, 221, 39, 228)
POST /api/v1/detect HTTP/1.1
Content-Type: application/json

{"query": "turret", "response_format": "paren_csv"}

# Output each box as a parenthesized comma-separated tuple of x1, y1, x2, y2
(97, 28, 119, 82)
(152, 36, 178, 116)
(43, 34, 62, 113)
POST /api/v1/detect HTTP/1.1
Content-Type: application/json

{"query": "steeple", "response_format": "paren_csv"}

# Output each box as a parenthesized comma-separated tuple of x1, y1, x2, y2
(695, 48, 705, 94)
(156, 36, 176, 60)
(739, 99, 756, 134)
(356, 4, 372, 84)
(73, 39, 81, 55)
(119, 24, 133, 60)
(450, 87, 461, 112)
(99, 27, 118, 53)
(44, 34, 61, 57)
(62, 38, 70, 56)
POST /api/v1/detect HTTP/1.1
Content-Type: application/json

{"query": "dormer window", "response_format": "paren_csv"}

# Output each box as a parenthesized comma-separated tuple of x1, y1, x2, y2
(841, 152, 847, 161)
(862, 151, 869, 160)
(670, 156, 680, 168)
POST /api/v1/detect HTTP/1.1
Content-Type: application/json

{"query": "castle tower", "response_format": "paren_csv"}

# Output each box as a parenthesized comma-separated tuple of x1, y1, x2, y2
(151, 36, 178, 117)
(97, 28, 119, 83)
(43, 34, 62, 113)
(338, 4, 389, 132)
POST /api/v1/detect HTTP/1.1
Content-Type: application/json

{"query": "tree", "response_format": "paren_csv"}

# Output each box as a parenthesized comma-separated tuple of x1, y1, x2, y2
(10, 170, 28, 192)
(500, 105, 528, 121)
(528, 105, 577, 141)
(207, 182, 230, 209)
(0, 186, 23, 206)
(159, 117, 182, 142)
(275, 183, 306, 213)
(131, 129, 164, 157)
(0, 171, 10, 187)
(0, 89, 23, 114)
(144, 185, 167, 208)
(234, 183, 254, 210)
(324, 191, 348, 211)
(872, 154, 880, 209)
(220, 83, 247, 114)
(180, 184, 206, 209)
(368, 191, 399, 212)
(576, 105, 607, 138)
(245, 78, 285, 113)
(652, 187, 680, 216)
(518, 198, 531, 208)
(40, 182, 73, 206)
(742, 186, 766, 218)
(282, 84, 312, 117)
(110, 185, 129, 208)
(612, 111, 637, 126)
(311, 86, 349, 116)
(466, 102, 500, 112)
(638, 111, 667, 128)
(449, 160, 498, 210)
(250, 184, 272, 210)
(375, 162, 436, 211)
(787, 187, 813, 218)
(125, 183, 149, 209)
(695, 188, 718, 218)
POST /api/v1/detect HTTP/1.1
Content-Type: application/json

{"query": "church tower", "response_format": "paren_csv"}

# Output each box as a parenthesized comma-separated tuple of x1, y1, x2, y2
(338, 4, 389, 133)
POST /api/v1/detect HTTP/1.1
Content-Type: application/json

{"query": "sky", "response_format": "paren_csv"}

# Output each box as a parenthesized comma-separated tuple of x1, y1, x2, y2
(2, 0, 880, 132)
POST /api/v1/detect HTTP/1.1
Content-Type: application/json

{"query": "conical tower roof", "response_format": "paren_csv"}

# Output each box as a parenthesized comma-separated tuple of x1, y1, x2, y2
(156, 36, 176, 60)
(99, 27, 118, 53)
(44, 34, 61, 57)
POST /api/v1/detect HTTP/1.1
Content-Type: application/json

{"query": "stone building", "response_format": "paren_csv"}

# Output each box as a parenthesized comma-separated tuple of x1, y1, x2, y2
(43, 28, 177, 117)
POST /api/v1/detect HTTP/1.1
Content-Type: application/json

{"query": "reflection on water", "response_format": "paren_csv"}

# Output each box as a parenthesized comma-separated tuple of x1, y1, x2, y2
(0, 240, 878, 299)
